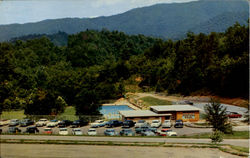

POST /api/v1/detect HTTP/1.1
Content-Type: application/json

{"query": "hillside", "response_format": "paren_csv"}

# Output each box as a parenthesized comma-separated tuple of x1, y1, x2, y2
(0, 0, 248, 41)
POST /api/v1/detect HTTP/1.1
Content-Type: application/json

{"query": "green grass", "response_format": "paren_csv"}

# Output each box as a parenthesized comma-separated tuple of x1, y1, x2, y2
(0, 107, 79, 121)
(139, 96, 172, 107)
(0, 110, 26, 120)
(230, 145, 249, 153)
(57, 106, 78, 121)
(181, 131, 249, 139)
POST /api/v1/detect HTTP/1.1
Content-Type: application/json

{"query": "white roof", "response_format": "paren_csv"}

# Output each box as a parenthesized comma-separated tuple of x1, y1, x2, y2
(150, 105, 201, 112)
(119, 110, 171, 117)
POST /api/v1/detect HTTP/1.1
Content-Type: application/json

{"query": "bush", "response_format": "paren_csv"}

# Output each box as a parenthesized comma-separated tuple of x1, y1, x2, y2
(210, 130, 223, 144)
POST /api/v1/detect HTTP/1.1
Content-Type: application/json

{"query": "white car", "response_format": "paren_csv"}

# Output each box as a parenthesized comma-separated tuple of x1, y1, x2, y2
(162, 120, 172, 128)
(157, 129, 177, 136)
(0, 119, 10, 126)
(87, 128, 97, 135)
(9, 119, 19, 126)
(135, 120, 147, 128)
(36, 118, 49, 127)
(150, 120, 161, 128)
(59, 128, 68, 135)
(47, 119, 60, 127)
(90, 120, 107, 128)
(166, 130, 177, 136)
(72, 128, 83, 135)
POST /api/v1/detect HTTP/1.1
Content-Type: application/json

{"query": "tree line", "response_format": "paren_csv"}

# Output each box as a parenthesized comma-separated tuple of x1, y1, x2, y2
(0, 22, 248, 115)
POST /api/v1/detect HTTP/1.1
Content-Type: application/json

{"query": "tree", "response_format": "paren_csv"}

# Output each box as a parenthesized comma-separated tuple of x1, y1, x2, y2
(204, 98, 232, 134)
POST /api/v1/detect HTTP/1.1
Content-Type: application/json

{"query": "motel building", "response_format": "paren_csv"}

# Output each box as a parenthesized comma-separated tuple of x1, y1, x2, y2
(119, 105, 201, 123)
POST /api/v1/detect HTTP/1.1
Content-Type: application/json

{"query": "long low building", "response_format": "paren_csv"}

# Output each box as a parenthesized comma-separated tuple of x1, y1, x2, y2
(119, 105, 201, 122)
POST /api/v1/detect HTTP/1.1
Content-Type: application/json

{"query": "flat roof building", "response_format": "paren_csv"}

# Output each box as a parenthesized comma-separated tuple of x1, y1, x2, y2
(119, 105, 201, 122)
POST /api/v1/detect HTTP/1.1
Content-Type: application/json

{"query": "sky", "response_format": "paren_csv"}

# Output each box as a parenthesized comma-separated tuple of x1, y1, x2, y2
(0, 0, 196, 25)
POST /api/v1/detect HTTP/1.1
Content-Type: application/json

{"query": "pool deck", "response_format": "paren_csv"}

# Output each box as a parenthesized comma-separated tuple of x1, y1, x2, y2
(102, 99, 140, 110)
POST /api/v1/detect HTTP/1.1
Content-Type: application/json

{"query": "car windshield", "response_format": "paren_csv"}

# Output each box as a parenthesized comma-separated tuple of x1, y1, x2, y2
(152, 120, 159, 123)
(164, 120, 170, 123)
(89, 129, 96, 132)
(51, 120, 57, 122)
(9, 127, 17, 130)
(74, 129, 81, 132)
(60, 128, 67, 131)
(10, 119, 18, 122)
(107, 129, 115, 132)
(138, 120, 145, 123)
(44, 129, 51, 131)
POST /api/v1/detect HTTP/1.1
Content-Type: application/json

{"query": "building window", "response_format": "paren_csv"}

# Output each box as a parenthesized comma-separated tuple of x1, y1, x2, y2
(182, 112, 195, 119)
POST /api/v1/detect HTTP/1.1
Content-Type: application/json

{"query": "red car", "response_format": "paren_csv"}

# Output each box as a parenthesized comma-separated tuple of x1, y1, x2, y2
(226, 112, 242, 118)
(43, 128, 53, 134)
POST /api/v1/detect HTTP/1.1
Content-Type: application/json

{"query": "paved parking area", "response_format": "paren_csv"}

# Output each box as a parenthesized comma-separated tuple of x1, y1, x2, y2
(0, 124, 212, 136)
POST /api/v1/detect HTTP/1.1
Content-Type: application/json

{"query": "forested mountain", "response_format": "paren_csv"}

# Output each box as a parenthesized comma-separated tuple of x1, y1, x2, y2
(0, 23, 248, 115)
(0, 0, 248, 41)
(10, 32, 68, 46)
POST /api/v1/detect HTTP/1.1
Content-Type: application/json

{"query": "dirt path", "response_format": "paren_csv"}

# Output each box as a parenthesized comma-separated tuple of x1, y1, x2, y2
(0, 144, 243, 158)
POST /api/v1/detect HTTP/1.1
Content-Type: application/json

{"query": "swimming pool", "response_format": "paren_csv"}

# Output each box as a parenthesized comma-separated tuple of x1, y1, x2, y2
(100, 105, 133, 119)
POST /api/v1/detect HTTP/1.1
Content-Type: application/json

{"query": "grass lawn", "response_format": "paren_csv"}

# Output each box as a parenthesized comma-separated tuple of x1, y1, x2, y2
(139, 96, 172, 107)
(1, 110, 26, 120)
(0, 106, 78, 121)
(57, 106, 78, 121)
(181, 131, 249, 139)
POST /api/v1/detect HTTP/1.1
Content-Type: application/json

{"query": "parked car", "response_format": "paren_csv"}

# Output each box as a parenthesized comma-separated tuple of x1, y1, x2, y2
(135, 125, 150, 134)
(120, 129, 135, 136)
(36, 118, 49, 127)
(90, 120, 107, 128)
(104, 129, 117, 136)
(71, 120, 88, 128)
(135, 120, 148, 128)
(183, 100, 193, 105)
(226, 111, 242, 118)
(24, 126, 39, 134)
(157, 129, 177, 136)
(0, 119, 10, 126)
(59, 128, 68, 135)
(20, 119, 34, 127)
(141, 129, 156, 136)
(43, 128, 53, 134)
(58, 120, 73, 128)
(87, 128, 97, 136)
(150, 120, 161, 128)
(174, 120, 183, 128)
(162, 120, 172, 128)
(106, 120, 122, 128)
(47, 119, 60, 127)
(148, 127, 158, 133)
(72, 128, 83, 135)
(122, 120, 135, 128)
(8, 127, 21, 133)
(9, 119, 20, 126)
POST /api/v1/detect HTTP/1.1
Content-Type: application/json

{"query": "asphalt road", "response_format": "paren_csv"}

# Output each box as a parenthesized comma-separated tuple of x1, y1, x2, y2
(0, 144, 242, 158)
(1, 135, 249, 147)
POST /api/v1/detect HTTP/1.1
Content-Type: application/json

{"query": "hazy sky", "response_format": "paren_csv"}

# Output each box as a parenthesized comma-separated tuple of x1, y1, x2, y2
(0, 0, 197, 25)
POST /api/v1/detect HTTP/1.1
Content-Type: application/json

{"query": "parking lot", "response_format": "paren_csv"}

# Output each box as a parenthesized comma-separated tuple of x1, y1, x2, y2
(0, 123, 212, 136)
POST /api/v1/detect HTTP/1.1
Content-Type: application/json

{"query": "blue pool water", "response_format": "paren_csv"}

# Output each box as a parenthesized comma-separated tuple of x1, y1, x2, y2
(100, 105, 133, 119)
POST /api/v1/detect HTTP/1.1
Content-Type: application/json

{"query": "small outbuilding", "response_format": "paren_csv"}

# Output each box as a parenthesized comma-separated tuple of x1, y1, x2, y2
(119, 105, 201, 122)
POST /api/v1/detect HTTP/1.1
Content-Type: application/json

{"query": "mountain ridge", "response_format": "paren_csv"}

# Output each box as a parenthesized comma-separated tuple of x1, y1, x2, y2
(0, 0, 248, 41)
